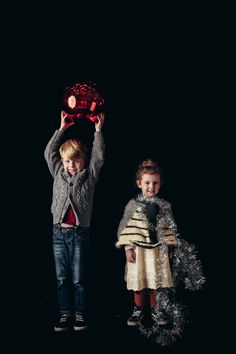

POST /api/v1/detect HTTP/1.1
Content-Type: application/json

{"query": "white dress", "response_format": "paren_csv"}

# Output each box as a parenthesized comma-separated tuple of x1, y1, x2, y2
(116, 195, 178, 291)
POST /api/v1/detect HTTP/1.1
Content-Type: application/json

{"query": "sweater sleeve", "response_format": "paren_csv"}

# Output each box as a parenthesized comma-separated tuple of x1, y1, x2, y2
(124, 245, 135, 251)
(44, 130, 64, 178)
(88, 131, 105, 182)
(117, 199, 136, 240)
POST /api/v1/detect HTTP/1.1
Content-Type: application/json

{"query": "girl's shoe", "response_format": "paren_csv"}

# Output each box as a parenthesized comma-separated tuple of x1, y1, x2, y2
(127, 306, 142, 326)
(151, 308, 169, 325)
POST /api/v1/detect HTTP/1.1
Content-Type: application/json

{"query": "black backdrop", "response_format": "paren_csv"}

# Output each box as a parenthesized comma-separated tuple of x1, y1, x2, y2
(6, 7, 228, 353)
(15, 69, 222, 353)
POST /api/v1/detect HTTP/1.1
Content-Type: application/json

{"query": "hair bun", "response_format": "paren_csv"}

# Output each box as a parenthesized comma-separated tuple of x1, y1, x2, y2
(142, 159, 156, 168)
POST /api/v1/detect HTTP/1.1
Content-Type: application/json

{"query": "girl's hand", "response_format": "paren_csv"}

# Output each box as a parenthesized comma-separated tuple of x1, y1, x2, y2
(95, 113, 105, 132)
(126, 249, 136, 263)
(59, 110, 75, 131)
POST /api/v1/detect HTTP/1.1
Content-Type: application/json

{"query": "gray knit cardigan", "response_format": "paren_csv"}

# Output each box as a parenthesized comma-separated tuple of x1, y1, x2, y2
(44, 130, 105, 227)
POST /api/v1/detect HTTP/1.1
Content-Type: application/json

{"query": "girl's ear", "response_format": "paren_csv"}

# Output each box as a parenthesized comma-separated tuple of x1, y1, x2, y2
(136, 179, 141, 189)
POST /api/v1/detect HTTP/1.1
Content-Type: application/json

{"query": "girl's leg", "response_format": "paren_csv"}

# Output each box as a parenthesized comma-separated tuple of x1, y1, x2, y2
(149, 289, 157, 307)
(134, 289, 146, 307)
(127, 289, 146, 326)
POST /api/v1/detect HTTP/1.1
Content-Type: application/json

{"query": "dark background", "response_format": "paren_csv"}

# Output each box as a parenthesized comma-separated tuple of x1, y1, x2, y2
(18, 69, 222, 352)
(5, 4, 230, 353)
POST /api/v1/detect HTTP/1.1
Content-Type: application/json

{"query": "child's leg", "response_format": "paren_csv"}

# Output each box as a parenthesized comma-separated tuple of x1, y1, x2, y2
(134, 289, 146, 307)
(127, 289, 146, 326)
(149, 289, 157, 308)
(150, 289, 169, 325)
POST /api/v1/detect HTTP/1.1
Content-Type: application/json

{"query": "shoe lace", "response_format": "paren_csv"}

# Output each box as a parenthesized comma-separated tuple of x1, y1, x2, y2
(151, 308, 156, 318)
(59, 314, 70, 323)
(75, 313, 84, 322)
(132, 307, 142, 317)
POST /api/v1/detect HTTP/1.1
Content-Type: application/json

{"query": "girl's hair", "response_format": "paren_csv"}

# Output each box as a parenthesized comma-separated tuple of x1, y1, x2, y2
(59, 139, 88, 164)
(135, 158, 161, 182)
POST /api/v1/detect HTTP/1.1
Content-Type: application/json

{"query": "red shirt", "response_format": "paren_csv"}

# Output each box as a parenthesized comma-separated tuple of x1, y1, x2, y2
(63, 205, 76, 225)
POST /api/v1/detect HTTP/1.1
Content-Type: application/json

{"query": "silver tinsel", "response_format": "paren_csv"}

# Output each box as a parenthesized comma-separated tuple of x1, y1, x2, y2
(138, 232, 205, 346)
(172, 239, 206, 291)
(139, 288, 187, 346)
(129, 194, 206, 346)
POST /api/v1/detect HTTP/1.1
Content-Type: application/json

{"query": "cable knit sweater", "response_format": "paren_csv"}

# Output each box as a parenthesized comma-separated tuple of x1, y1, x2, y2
(44, 129, 105, 227)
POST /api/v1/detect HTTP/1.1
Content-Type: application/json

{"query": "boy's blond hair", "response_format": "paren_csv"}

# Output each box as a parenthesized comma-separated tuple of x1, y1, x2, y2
(59, 139, 88, 163)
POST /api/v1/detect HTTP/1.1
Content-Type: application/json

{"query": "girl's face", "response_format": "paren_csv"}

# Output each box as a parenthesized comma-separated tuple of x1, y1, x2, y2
(136, 173, 161, 197)
(61, 158, 85, 176)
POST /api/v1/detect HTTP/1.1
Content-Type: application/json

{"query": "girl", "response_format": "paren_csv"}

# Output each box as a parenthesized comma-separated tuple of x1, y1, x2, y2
(116, 159, 178, 326)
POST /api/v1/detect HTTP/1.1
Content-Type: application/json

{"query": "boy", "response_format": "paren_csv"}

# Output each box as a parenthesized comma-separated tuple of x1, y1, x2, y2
(44, 110, 105, 332)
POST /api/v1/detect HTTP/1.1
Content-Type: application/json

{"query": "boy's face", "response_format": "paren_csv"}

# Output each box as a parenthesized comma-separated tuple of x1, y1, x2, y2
(61, 157, 85, 176)
(136, 173, 161, 197)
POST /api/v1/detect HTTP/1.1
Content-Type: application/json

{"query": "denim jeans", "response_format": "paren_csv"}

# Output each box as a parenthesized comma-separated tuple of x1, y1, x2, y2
(52, 224, 90, 315)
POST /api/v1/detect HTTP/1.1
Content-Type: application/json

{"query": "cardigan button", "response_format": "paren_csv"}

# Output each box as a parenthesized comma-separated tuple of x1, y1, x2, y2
(69, 182, 73, 186)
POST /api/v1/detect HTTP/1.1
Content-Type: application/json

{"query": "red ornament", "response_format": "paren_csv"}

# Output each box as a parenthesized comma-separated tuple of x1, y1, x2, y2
(63, 81, 104, 122)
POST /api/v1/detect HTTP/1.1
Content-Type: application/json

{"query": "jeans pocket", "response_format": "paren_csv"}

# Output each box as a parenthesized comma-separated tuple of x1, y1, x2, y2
(53, 224, 61, 238)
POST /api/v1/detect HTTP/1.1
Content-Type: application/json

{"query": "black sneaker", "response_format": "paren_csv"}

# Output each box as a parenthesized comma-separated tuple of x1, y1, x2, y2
(158, 313, 169, 325)
(127, 306, 142, 326)
(54, 313, 71, 332)
(151, 308, 168, 325)
(74, 313, 88, 331)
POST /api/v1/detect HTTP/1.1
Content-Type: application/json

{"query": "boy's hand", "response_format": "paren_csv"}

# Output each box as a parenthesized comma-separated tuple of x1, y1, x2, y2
(94, 113, 105, 132)
(59, 111, 75, 131)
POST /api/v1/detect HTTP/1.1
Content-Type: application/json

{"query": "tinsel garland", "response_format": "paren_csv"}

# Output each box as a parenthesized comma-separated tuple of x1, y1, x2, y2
(135, 194, 178, 247)
(135, 195, 206, 346)
(138, 239, 206, 346)
(139, 288, 187, 346)
(123, 194, 206, 346)
(172, 238, 206, 291)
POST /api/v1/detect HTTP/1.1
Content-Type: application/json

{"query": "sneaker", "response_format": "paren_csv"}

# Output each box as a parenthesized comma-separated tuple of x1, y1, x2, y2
(54, 313, 71, 332)
(151, 308, 168, 325)
(151, 307, 157, 322)
(127, 306, 142, 326)
(74, 313, 88, 331)
(158, 313, 169, 325)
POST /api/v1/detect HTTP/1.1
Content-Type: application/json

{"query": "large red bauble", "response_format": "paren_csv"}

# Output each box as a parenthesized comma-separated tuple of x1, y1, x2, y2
(63, 81, 104, 122)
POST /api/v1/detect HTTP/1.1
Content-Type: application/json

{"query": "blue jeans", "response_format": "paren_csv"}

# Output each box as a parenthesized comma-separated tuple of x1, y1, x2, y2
(52, 224, 90, 315)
